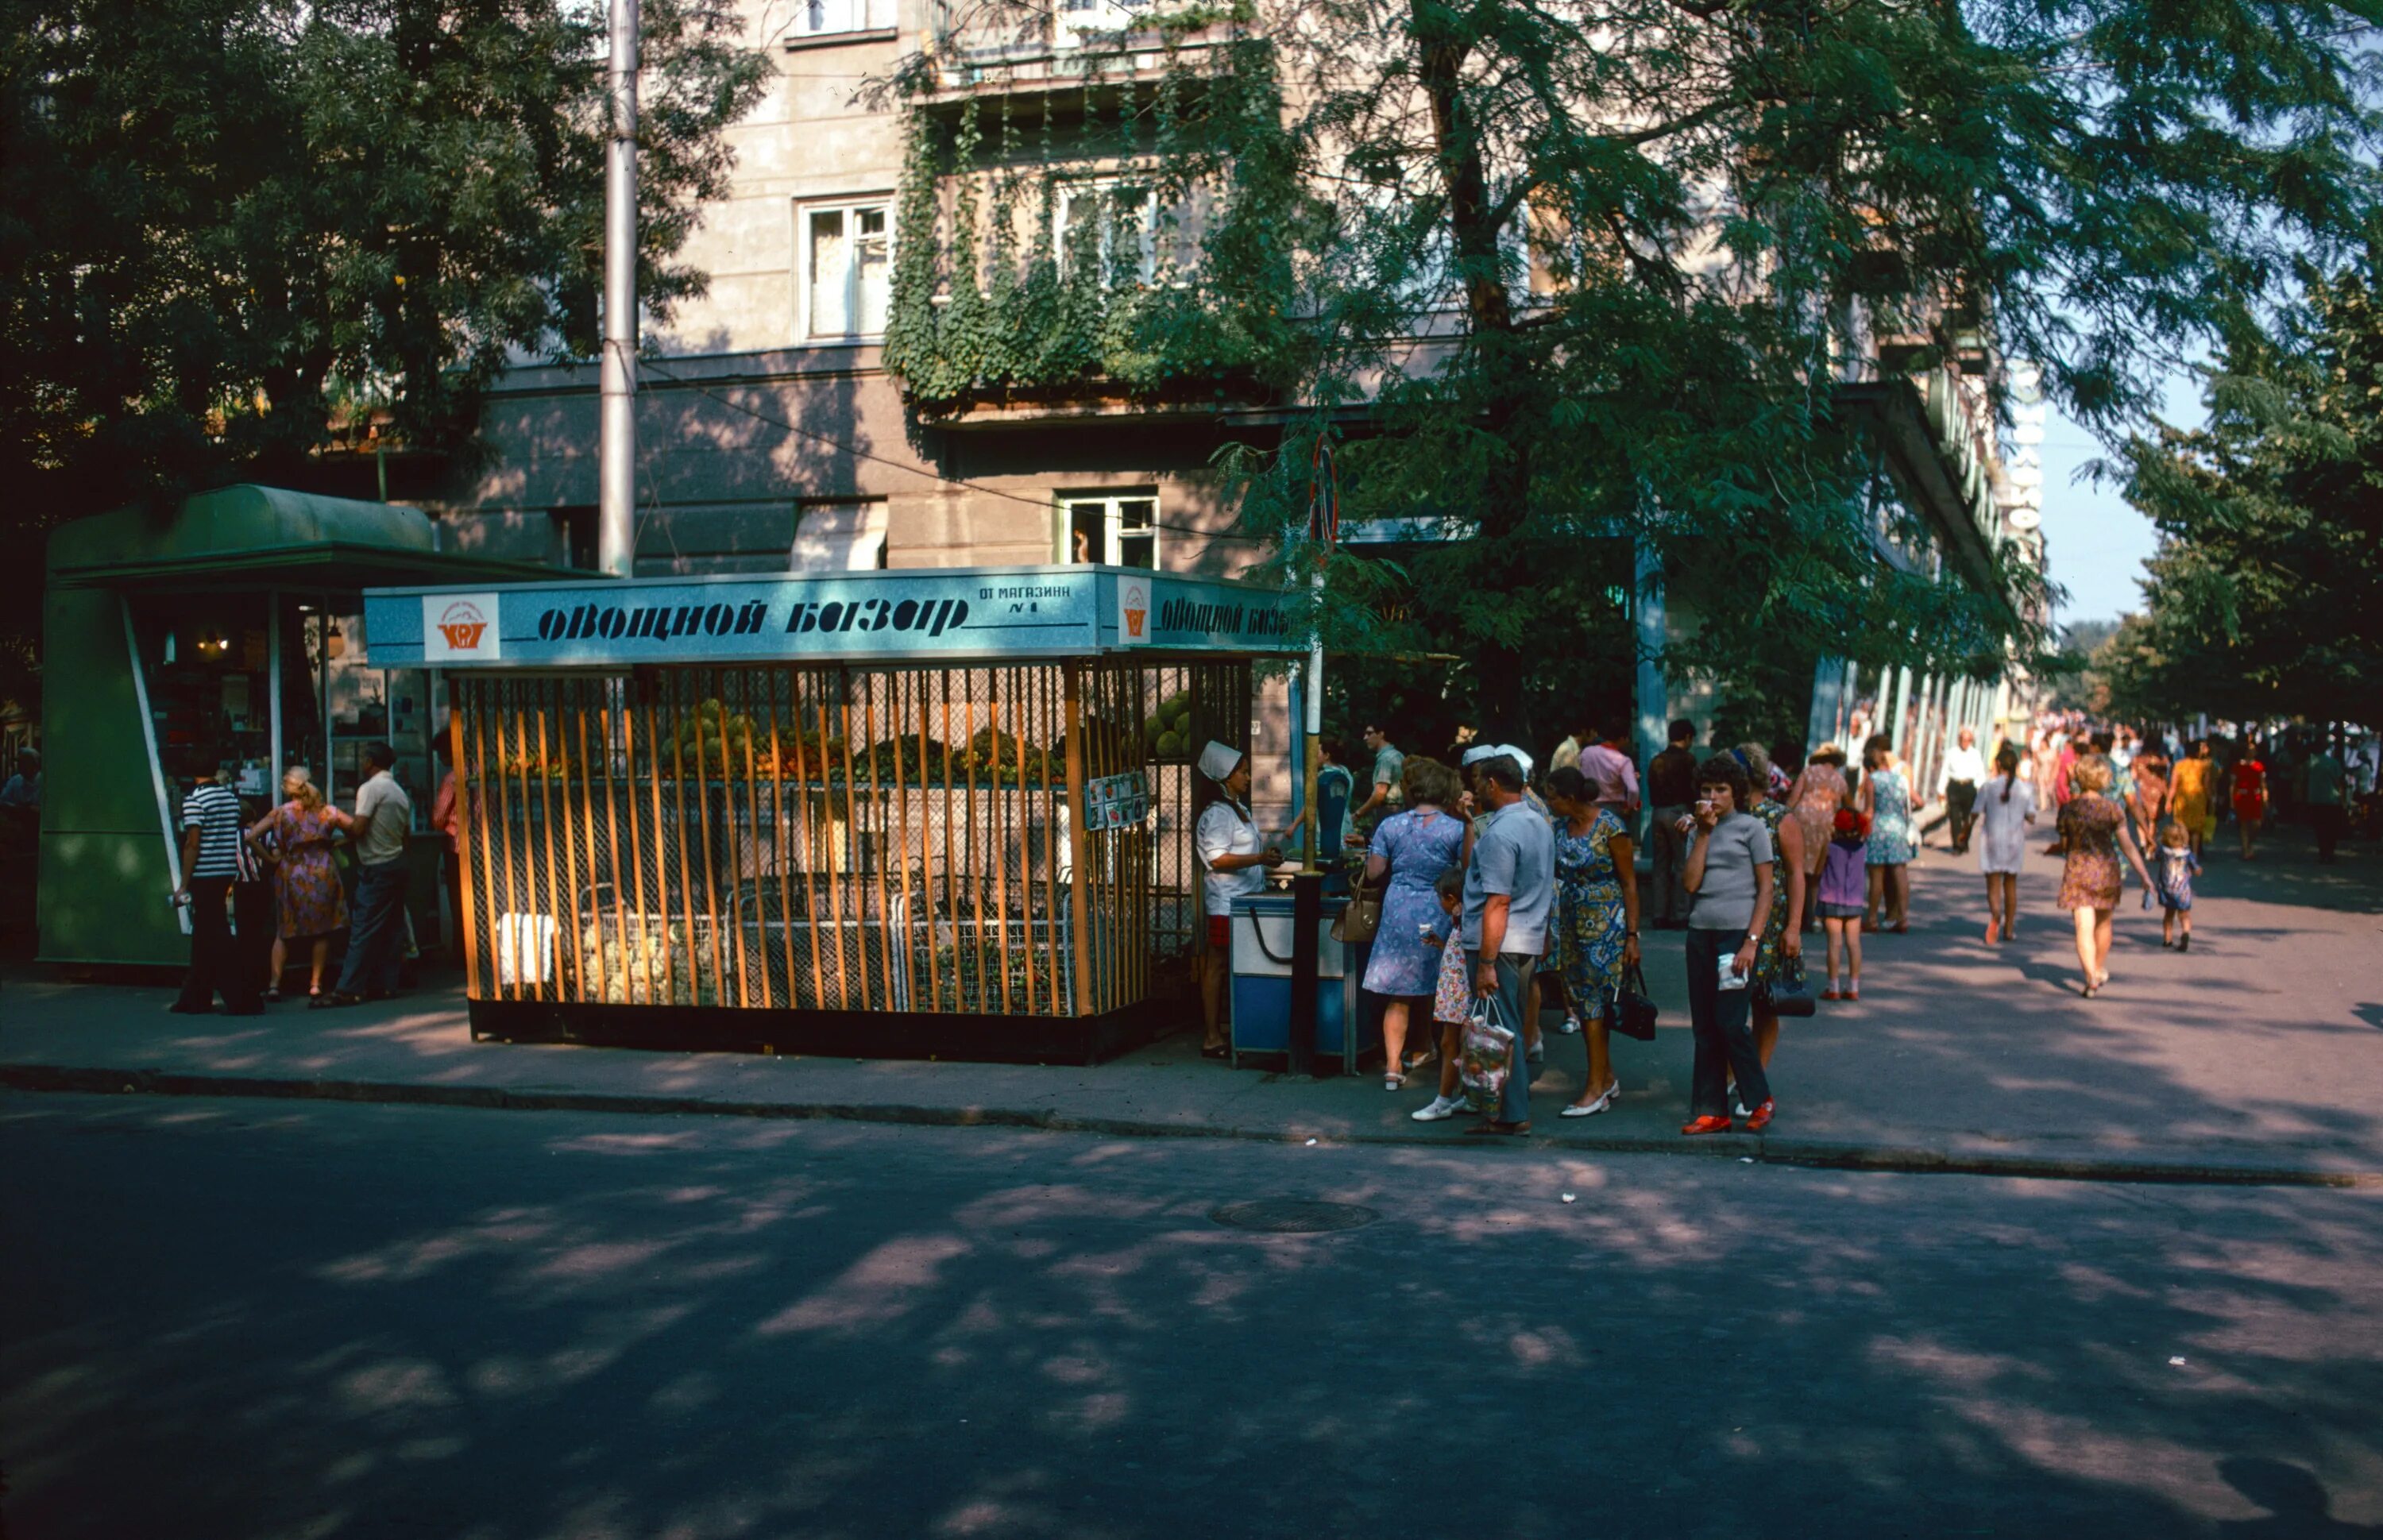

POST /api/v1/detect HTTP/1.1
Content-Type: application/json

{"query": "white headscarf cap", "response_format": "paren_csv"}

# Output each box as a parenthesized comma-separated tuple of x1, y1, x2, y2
(1198, 740, 1245, 783)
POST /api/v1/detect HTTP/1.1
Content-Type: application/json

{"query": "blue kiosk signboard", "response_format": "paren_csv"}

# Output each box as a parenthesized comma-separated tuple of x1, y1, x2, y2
(360, 566, 1305, 1067)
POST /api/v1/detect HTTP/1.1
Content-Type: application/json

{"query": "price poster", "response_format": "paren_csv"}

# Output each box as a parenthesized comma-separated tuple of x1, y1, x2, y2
(1082, 770, 1153, 832)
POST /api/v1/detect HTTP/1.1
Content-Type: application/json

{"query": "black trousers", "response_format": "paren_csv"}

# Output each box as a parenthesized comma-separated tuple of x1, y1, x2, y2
(1945, 779, 1978, 851)
(234, 878, 276, 995)
(1686, 926, 1768, 1117)
(175, 876, 262, 1014)
(2312, 804, 2346, 862)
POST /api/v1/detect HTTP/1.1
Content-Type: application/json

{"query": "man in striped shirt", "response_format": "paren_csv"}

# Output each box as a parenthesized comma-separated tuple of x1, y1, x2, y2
(171, 760, 264, 1014)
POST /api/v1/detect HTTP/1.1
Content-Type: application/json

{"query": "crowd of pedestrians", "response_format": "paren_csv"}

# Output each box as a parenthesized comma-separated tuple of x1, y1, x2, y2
(1184, 704, 2377, 1137)
(168, 739, 446, 1016)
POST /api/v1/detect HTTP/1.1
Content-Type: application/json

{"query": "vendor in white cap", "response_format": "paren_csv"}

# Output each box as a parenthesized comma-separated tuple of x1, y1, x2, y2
(1194, 739, 1283, 1059)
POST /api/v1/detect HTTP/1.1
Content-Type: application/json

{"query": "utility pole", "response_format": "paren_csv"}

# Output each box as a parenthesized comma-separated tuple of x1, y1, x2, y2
(597, 0, 639, 577)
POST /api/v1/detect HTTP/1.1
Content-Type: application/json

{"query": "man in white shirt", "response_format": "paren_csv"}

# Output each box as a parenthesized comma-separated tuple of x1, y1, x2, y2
(325, 742, 413, 1005)
(1934, 726, 1987, 854)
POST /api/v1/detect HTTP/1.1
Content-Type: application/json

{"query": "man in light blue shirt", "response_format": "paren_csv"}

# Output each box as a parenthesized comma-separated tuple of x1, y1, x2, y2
(1458, 752, 1554, 1135)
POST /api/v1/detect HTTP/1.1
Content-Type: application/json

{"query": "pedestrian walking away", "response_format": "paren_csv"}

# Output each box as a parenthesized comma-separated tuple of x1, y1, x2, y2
(1976, 743, 2037, 945)
(322, 742, 414, 1008)
(2170, 739, 2217, 858)
(1645, 719, 1698, 928)
(1858, 735, 1915, 932)
(1455, 753, 1554, 1137)
(2128, 739, 2170, 852)
(1786, 743, 1848, 932)
(1412, 867, 1481, 1121)
(2304, 737, 2350, 863)
(168, 759, 264, 1017)
(2149, 816, 2200, 952)
(1541, 766, 1640, 1117)
(1359, 758, 1466, 1090)
(1678, 754, 1775, 1134)
(2231, 736, 2270, 860)
(1190, 741, 1282, 1057)
(1817, 807, 1867, 999)
(248, 766, 348, 1005)
(2057, 757, 2156, 998)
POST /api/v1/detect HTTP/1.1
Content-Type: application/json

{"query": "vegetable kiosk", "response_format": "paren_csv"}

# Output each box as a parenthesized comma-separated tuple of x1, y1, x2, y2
(361, 565, 1304, 1062)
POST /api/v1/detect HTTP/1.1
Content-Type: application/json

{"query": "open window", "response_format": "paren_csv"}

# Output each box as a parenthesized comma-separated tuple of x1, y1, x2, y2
(1060, 491, 1158, 569)
(785, 0, 895, 43)
(801, 199, 894, 339)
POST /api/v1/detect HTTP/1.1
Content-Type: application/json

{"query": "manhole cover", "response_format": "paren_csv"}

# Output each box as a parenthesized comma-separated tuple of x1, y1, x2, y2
(1208, 1198, 1379, 1233)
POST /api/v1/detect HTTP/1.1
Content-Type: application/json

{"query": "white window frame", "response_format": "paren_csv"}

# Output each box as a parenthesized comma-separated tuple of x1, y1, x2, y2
(798, 196, 895, 342)
(783, 0, 895, 43)
(1055, 0, 1156, 45)
(1058, 490, 1160, 569)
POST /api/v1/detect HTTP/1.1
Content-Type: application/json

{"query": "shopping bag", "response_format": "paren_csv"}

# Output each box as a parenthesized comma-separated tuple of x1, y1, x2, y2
(1605, 961, 1660, 1041)
(1458, 992, 1516, 1108)
(1330, 871, 1383, 945)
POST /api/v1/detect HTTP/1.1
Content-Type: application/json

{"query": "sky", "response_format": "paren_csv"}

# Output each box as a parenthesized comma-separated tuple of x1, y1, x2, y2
(2033, 374, 2203, 628)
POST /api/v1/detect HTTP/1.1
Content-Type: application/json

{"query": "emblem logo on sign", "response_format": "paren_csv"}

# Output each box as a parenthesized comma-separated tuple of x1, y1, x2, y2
(1120, 579, 1149, 643)
(422, 593, 502, 662)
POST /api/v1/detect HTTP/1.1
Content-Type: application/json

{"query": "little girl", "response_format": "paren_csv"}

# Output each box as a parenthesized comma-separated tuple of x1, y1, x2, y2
(1817, 806, 1869, 1001)
(1411, 867, 1479, 1121)
(2151, 816, 2200, 952)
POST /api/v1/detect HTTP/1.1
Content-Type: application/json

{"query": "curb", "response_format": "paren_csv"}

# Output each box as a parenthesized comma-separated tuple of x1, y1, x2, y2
(3, 1063, 2376, 1191)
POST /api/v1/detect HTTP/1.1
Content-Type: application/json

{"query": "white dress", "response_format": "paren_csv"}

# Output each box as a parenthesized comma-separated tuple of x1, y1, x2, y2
(1975, 776, 2038, 874)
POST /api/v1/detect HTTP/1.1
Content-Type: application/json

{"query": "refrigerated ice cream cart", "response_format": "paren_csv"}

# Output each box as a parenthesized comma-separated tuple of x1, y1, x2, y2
(361, 565, 1304, 1063)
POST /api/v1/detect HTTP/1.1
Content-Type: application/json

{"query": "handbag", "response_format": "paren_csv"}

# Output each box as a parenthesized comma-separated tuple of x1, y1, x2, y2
(1458, 992, 1516, 1107)
(1605, 959, 1660, 1041)
(1761, 954, 1817, 1017)
(1330, 870, 1384, 945)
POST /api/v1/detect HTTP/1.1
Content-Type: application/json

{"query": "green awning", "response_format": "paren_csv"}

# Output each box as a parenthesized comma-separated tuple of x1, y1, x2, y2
(46, 484, 567, 591)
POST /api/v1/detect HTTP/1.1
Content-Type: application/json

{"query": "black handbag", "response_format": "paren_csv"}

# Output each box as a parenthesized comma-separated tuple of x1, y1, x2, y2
(1762, 955, 1817, 1017)
(1605, 960, 1660, 1041)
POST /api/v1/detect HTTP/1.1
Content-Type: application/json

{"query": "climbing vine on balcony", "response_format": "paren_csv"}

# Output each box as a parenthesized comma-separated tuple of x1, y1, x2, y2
(881, 36, 1313, 412)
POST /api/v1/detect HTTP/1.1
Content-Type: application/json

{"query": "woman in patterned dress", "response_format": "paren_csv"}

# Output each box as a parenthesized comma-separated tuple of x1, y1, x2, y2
(2057, 757, 2154, 998)
(1543, 766, 1639, 1117)
(1857, 735, 1915, 932)
(1785, 745, 1849, 932)
(1360, 758, 1467, 1090)
(1738, 744, 1807, 1075)
(245, 767, 348, 1004)
(2127, 740, 2170, 851)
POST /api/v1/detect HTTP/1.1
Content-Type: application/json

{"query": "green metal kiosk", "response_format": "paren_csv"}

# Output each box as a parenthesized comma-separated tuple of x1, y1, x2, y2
(38, 485, 558, 970)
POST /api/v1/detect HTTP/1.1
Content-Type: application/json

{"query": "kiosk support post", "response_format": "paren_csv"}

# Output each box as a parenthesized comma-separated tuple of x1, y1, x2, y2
(1288, 644, 1323, 1075)
(1062, 662, 1095, 1017)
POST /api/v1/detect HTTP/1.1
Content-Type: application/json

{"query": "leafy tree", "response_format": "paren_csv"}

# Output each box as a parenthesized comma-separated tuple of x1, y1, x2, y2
(2115, 264, 2383, 728)
(1154, 0, 2376, 741)
(0, 0, 767, 707)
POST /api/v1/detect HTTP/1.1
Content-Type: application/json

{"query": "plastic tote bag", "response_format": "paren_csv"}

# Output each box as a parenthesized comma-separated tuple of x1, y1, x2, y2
(1458, 991, 1517, 1110)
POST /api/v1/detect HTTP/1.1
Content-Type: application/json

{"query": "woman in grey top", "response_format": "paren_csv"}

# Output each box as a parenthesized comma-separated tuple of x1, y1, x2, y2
(1679, 755, 1775, 1134)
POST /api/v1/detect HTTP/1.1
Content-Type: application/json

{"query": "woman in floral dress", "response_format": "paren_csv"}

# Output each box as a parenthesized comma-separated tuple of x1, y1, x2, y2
(2057, 757, 2153, 998)
(1543, 766, 1639, 1117)
(1738, 745, 1807, 1075)
(247, 767, 347, 1004)
(1858, 735, 1916, 932)
(1360, 758, 1466, 1090)
(1785, 745, 1848, 931)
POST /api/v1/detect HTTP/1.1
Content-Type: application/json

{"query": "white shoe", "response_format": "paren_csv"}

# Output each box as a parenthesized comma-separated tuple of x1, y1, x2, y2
(1412, 1094, 1463, 1121)
(1732, 1098, 1752, 1120)
(1561, 1082, 1620, 1117)
(1555, 1013, 1582, 1035)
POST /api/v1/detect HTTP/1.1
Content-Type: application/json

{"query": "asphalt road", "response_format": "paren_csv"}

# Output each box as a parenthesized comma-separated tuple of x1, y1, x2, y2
(4, 1094, 2380, 1540)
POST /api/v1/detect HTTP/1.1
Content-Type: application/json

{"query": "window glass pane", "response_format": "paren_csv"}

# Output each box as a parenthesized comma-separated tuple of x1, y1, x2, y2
(1117, 532, 1155, 569)
(808, 209, 848, 336)
(1068, 504, 1107, 564)
(1117, 499, 1154, 531)
(855, 206, 890, 333)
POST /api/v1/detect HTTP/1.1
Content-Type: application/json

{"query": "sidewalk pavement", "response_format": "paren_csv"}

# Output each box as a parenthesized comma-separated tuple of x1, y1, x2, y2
(6, 825, 2380, 1184)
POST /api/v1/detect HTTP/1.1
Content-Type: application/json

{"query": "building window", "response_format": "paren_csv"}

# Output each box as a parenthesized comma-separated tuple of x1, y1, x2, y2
(802, 200, 893, 339)
(785, 0, 894, 41)
(1056, 0, 1160, 44)
(792, 500, 890, 571)
(1056, 182, 1206, 288)
(1060, 491, 1157, 569)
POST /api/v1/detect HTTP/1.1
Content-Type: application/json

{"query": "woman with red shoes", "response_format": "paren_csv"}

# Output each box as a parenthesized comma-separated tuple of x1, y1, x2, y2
(1678, 755, 1777, 1136)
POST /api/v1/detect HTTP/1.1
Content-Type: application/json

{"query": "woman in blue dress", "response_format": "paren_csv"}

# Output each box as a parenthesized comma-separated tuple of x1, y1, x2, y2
(1544, 766, 1640, 1117)
(1360, 758, 1466, 1090)
(1858, 734, 1916, 932)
